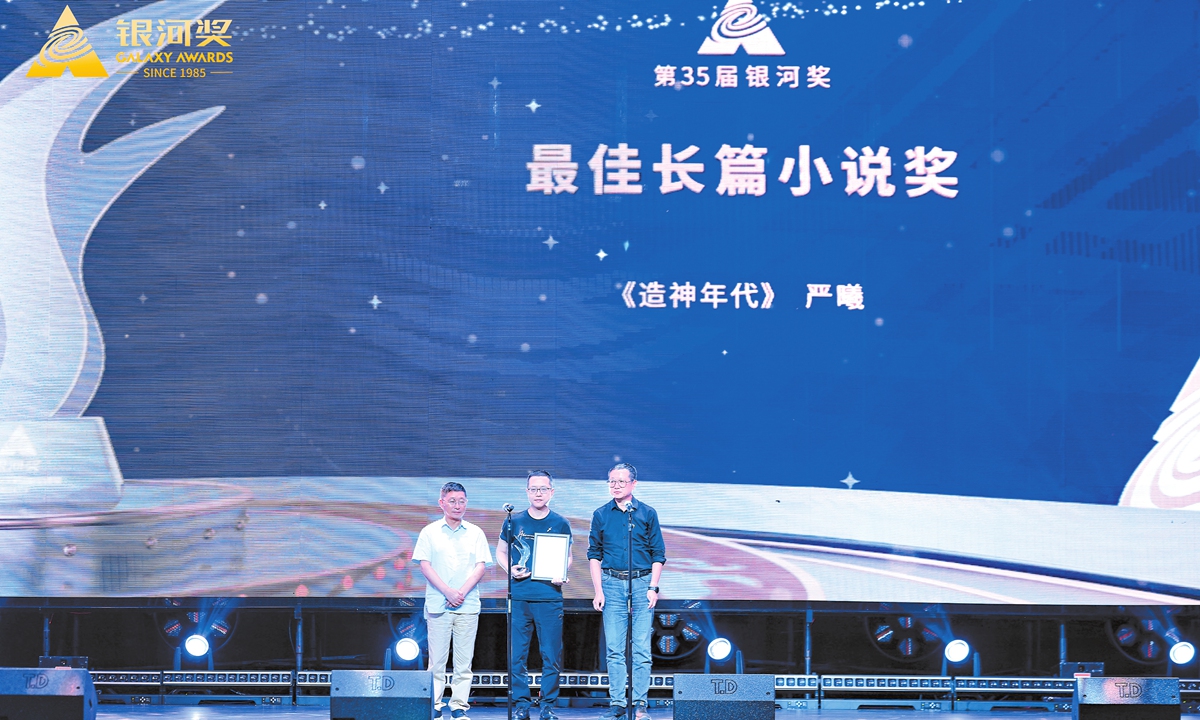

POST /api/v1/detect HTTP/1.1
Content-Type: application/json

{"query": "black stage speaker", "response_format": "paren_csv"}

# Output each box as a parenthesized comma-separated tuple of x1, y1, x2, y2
(1074, 676, 1180, 720)
(672, 674, 774, 720)
(330, 670, 434, 720)
(0, 667, 96, 720)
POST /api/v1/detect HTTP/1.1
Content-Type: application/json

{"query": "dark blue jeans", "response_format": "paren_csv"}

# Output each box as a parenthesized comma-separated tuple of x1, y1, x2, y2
(511, 599, 563, 713)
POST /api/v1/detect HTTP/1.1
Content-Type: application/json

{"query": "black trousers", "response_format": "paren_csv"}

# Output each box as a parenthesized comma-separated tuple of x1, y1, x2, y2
(511, 599, 564, 711)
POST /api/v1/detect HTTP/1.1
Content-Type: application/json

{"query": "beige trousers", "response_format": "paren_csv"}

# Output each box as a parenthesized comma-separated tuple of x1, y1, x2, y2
(426, 609, 480, 711)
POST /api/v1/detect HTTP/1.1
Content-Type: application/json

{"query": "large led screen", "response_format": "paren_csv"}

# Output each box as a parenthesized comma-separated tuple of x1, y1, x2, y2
(1, 0, 1200, 602)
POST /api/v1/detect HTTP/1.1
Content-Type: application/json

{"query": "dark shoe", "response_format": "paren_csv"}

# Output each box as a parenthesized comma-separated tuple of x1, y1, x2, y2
(598, 707, 626, 720)
(514, 706, 531, 720)
(433, 710, 443, 720)
(540, 710, 560, 720)
(451, 710, 469, 720)
(634, 705, 651, 720)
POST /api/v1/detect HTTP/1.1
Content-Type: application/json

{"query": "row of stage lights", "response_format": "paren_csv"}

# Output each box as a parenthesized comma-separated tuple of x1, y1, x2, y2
(868, 612, 1198, 670)
(940, 638, 1196, 666)
(171, 610, 733, 667)
(176, 632, 1194, 668)
(166, 607, 1199, 673)
(392, 635, 1200, 672)
(693, 616, 1200, 671)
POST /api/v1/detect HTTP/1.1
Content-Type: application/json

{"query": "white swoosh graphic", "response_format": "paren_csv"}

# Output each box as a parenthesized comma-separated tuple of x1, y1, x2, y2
(0, 0, 227, 419)
(1120, 356, 1200, 510)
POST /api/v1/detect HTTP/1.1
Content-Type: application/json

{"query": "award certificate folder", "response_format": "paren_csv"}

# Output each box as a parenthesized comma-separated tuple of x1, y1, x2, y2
(531, 533, 571, 582)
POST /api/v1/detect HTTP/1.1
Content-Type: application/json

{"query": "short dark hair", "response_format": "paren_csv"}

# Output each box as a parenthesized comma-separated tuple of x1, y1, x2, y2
(527, 470, 554, 487)
(609, 462, 637, 481)
(440, 481, 466, 497)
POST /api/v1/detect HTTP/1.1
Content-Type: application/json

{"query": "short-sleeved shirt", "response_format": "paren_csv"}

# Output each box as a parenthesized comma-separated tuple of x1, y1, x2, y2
(586, 497, 667, 571)
(499, 509, 573, 602)
(412, 517, 493, 614)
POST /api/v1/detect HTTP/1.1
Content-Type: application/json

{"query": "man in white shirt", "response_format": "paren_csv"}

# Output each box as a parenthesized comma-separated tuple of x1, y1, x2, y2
(413, 481, 494, 720)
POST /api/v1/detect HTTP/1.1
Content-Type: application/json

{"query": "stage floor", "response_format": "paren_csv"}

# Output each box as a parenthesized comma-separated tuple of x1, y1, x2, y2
(91, 708, 1200, 720)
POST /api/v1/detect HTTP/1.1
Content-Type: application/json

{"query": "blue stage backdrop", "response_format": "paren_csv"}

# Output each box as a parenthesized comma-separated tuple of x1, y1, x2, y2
(1, 0, 1200, 601)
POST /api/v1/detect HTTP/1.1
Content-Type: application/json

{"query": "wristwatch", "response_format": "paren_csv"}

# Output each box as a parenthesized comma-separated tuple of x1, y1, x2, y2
(649, 586, 660, 593)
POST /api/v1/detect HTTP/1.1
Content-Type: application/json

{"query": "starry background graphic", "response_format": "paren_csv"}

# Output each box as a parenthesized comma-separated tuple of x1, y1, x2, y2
(1, 0, 1198, 503)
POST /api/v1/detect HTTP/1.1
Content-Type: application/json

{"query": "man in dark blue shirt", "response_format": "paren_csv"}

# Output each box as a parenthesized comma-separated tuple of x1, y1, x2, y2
(498, 470, 573, 720)
(587, 463, 666, 720)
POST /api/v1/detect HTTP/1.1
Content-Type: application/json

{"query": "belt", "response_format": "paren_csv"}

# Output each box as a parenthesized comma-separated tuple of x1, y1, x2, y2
(603, 567, 651, 580)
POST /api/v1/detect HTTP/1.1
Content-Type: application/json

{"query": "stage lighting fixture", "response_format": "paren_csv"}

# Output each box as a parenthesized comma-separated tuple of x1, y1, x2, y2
(395, 638, 421, 662)
(1141, 639, 1163, 661)
(1107, 615, 1179, 665)
(184, 634, 210, 657)
(1170, 641, 1195, 665)
(1115, 622, 1138, 646)
(873, 623, 894, 643)
(707, 637, 733, 662)
(703, 636, 744, 674)
(944, 638, 971, 664)
(866, 612, 943, 662)
(651, 613, 705, 663)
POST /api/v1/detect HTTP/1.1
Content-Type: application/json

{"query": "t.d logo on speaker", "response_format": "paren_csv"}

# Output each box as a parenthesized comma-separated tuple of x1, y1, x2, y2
(710, 678, 738, 694)
(24, 673, 49, 689)
(368, 675, 395, 692)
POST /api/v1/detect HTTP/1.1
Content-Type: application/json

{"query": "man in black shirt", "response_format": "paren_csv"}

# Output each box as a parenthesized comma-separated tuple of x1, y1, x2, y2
(498, 470, 573, 720)
(587, 463, 666, 720)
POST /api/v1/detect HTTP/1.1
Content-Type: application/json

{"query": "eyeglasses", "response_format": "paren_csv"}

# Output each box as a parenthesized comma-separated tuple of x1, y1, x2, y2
(607, 479, 630, 487)
(527, 487, 553, 494)
(442, 498, 467, 506)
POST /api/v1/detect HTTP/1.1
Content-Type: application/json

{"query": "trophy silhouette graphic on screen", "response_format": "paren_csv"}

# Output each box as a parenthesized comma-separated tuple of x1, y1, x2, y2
(1120, 356, 1200, 511)
(0, 1, 226, 515)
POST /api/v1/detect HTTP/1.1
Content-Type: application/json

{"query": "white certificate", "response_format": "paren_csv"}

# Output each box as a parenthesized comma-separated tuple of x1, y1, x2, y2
(531, 533, 571, 582)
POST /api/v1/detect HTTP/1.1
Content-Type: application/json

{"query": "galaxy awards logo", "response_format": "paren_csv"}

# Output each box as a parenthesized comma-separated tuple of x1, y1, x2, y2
(698, 0, 785, 56)
(26, 5, 108, 78)
(651, 0, 827, 90)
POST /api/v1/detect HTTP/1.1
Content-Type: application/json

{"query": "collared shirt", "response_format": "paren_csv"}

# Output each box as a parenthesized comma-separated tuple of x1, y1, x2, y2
(586, 497, 667, 571)
(412, 517, 493, 614)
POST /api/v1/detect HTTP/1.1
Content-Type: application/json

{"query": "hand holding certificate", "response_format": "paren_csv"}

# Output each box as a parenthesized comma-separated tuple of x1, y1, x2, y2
(531, 533, 571, 583)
